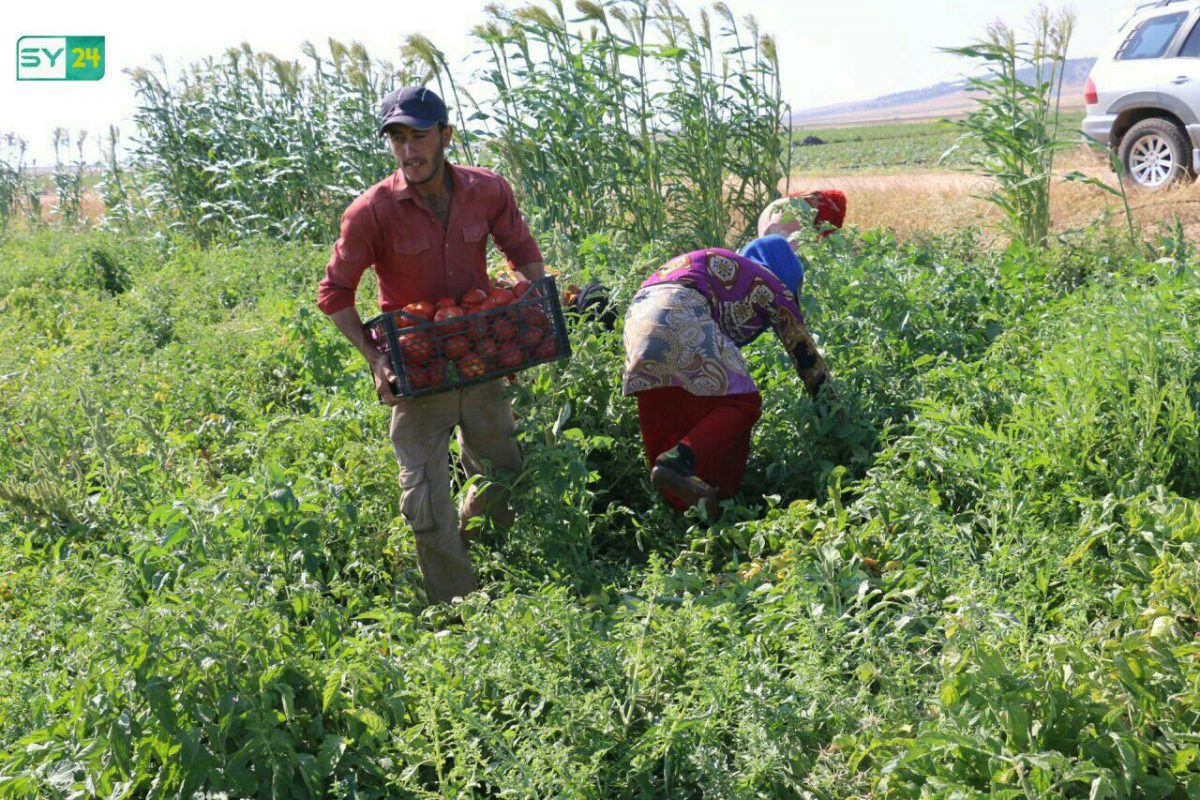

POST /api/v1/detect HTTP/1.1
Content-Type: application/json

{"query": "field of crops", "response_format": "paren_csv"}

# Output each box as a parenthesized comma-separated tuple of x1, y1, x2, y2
(789, 112, 1087, 175)
(3, 219, 1199, 796)
(3, 2, 1200, 795)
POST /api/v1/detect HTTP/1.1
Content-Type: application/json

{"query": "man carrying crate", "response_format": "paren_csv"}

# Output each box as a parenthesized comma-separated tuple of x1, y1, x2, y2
(316, 86, 545, 604)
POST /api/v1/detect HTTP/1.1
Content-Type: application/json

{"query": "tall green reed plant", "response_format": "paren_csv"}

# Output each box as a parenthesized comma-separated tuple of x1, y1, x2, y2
(942, 6, 1076, 249)
(50, 128, 88, 225)
(96, 125, 152, 235)
(0, 129, 92, 230)
(126, 40, 425, 243)
(400, 34, 479, 167)
(112, 1, 787, 250)
(120, 1, 788, 251)
(419, 0, 789, 252)
(0, 134, 41, 227)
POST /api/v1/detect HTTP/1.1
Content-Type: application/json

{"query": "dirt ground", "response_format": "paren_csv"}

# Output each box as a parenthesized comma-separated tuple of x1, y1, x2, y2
(787, 149, 1200, 244)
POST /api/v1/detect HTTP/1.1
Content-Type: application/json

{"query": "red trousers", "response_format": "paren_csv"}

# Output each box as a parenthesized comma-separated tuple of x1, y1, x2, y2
(636, 386, 763, 510)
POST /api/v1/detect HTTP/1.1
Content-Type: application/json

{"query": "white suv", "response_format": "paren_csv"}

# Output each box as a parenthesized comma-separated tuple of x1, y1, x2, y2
(1083, 0, 1200, 190)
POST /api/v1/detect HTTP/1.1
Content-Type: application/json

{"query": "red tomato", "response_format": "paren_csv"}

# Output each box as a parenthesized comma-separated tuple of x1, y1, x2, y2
(407, 364, 429, 390)
(491, 317, 517, 341)
(523, 305, 551, 329)
(403, 301, 435, 321)
(475, 298, 497, 314)
(476, 338, 499, 358)
(434, 305, 467, 334)
(459, 288, 488, 307)
(512, 280, 532, 299)
(409, 359, 446, 390)
(466, 316, 489, 343)
(496, 344, 525, 369)
(519, 326, 544, 347)
(488, 287, 515, 306)
(441, 334, 470, 359)
(398, 331, 434, 362)
(533, 336, 559, 360)
(426, 360, 446, 386)
(434, 297, 457, 310)
(456, 354, 486, 380)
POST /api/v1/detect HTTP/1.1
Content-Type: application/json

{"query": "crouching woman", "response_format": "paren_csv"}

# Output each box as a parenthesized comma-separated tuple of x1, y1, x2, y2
(622, 235, 830, 514)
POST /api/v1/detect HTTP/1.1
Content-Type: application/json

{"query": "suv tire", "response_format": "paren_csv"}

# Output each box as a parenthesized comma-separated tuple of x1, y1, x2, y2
(1120, 118, 1195, 191)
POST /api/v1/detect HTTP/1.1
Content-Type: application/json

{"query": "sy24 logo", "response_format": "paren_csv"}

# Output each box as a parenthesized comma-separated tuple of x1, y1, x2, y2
(17, 36, 105, 81)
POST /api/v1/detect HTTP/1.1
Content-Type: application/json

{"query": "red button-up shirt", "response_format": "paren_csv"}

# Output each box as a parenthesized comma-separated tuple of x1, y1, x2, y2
(317, 164, 543, 315)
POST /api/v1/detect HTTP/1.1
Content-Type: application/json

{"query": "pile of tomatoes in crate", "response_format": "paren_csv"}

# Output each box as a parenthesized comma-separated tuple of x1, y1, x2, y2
(375, 277, 565, 394)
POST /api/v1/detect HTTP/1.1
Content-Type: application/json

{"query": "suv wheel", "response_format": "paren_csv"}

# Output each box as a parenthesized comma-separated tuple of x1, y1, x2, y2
(1120, 118, 1195, 191)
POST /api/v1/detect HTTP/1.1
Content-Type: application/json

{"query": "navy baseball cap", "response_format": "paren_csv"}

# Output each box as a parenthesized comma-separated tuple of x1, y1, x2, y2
(378, 86, 449, 135)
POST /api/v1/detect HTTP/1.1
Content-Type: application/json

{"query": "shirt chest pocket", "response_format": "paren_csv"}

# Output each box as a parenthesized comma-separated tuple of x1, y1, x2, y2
(392, 230, 431, 275)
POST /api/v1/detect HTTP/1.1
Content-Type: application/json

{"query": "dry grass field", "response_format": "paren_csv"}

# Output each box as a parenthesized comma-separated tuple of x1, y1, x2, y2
(789, 144, 1200, 243)
(40, 175, 1200, 245)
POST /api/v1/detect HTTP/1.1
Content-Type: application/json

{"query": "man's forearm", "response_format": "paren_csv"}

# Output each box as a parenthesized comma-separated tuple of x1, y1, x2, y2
(328, 306, 379, 363)
(515, 261, 545, 281)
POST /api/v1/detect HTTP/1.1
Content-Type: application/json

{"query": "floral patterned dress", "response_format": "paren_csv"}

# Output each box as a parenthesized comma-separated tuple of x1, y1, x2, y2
(622, 248, 825, 397)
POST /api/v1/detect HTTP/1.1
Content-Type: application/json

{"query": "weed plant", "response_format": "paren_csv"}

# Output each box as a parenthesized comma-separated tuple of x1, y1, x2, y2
(943, 6, 1077, 249)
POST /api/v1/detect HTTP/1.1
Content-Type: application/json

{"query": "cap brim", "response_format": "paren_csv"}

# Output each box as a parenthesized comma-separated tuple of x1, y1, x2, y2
(379, 114, 439, 135)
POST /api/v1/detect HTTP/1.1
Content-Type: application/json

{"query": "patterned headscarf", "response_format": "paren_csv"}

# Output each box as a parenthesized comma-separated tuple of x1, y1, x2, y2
(739, 234, 804, 297)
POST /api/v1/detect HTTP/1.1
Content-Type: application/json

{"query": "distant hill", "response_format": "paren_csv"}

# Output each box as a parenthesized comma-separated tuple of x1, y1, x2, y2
(791, 57, 1097, 127)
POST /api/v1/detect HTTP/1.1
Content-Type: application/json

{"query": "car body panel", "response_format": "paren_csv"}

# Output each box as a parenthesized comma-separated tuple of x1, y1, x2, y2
(1107, 90, 1200, 125)
(1167, 54, 1200, 128)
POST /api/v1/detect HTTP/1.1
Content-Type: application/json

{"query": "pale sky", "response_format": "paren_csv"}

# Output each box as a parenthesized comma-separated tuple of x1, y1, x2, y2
(3, 0, 1138, 165)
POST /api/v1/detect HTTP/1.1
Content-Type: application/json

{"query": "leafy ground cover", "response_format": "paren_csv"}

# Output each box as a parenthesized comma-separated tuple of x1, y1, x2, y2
(1, 219, 1197, 797)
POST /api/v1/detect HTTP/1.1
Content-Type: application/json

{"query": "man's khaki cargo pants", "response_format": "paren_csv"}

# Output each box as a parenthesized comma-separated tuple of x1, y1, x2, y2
(389, 379, 522, 604)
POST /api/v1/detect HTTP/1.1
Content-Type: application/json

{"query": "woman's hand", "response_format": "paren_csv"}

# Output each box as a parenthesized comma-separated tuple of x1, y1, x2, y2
(799, 361, 829, 399)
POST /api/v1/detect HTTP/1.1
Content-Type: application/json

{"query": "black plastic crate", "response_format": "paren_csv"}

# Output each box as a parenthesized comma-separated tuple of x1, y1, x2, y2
(364, 275, 572, 398)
